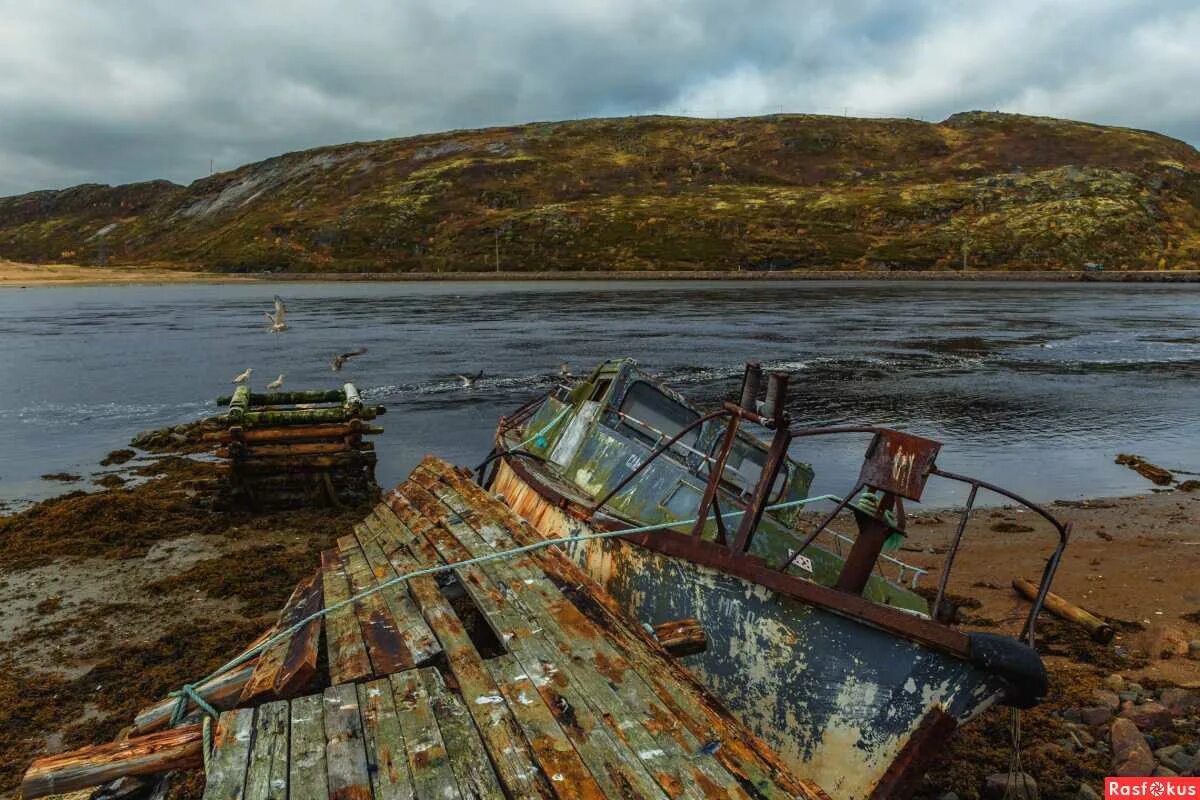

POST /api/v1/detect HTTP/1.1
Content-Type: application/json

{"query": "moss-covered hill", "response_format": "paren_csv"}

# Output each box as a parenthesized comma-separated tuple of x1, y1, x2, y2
(2, 111, 1199, 273)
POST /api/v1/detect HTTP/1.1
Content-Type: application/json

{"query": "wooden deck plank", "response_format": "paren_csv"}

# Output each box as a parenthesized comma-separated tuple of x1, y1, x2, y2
(426, 460, 826, 800)
(389, 491, 669, 800)
(372, 503, 552, 799)
(289, 695, 329, 800)
(420, 667, 505, 800)
(389, 670, 462, 800)
(203, 708, 256, 800)
(484, 655, 606, 800)
(406, 472, 750, 799)
(243, 574, 323, 702)
(338, 533, 415, 676)
(243, 701, 290, 800)
(356, 678, 416, 800)
(352, 519, 442, 666)
(322, 684, 372, 800)
(320, 549, 374, 684)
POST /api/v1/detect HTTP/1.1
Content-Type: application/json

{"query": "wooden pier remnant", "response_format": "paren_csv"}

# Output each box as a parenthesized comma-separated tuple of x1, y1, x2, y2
(207, 383, 384, 509)
(22, 457, 830, 800)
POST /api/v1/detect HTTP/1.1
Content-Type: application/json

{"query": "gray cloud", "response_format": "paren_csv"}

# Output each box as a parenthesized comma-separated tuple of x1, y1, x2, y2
(0, 0, 1196, 195)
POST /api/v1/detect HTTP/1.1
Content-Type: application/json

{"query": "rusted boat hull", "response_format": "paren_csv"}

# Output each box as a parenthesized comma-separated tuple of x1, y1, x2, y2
(494, 460, 1007, 799)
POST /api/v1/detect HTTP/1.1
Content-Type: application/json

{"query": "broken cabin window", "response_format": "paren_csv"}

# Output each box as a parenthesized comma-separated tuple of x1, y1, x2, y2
(618, 381, 702, 452)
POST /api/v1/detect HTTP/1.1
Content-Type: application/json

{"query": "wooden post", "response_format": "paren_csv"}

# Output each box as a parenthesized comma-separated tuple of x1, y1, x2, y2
(1012, 577, 1114, 643)
(21, 726, 203, 799)
(227, 385, 250, 423)
(343, 383, 362, 416)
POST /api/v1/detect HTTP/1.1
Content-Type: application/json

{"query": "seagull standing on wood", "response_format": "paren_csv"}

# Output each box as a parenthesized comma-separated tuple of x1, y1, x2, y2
(267, 374, 285, 390)
(265, 295, 288, 332)
(232, 368, 253, 384)
(332, 348, 367, 371)
(456, 370, 484, 388)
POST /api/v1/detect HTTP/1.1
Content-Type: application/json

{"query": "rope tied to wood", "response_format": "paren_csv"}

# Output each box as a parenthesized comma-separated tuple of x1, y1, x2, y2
(169, 684, 219, 769)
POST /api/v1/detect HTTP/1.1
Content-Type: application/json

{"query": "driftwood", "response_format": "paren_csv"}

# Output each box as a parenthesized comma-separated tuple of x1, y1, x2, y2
(1013, 577, 1115, 644)
(241, 407, 381, 427)
(652, 618, 707, 657)
(21, 725, 202, 800)
(216, 441, 368, 459)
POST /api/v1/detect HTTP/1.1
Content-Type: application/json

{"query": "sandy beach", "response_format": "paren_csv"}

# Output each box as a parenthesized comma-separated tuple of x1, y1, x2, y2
(0, 260, 249, 286)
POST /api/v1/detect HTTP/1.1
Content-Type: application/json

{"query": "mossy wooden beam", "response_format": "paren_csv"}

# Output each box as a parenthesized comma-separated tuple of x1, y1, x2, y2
(227, 385, 251, 422)
(240, 406, 380, 427)
(215, 389, 345, 406)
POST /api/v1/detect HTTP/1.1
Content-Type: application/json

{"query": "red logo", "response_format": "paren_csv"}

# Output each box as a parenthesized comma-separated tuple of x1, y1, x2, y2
(1106, 778, 1200, 798)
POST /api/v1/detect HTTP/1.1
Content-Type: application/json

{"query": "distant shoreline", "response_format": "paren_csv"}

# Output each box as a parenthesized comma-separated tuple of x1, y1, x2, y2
(3, 260, 1199, 286)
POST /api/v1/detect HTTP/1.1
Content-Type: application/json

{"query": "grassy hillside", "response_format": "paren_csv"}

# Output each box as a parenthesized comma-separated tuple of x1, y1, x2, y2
(2, 111, 1199, 273)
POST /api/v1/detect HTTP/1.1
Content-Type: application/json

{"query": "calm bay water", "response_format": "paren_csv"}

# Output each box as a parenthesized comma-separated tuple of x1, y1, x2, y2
(1, 280, 1198, 510)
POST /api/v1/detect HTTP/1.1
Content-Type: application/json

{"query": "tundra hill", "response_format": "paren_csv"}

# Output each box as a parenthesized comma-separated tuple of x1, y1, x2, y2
(2, 111, 1199, 274)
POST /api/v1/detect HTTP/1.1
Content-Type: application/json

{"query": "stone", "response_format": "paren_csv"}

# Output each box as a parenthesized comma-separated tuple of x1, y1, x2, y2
(1081, 706, 1113, 726)
(1077, 784, 1101, 800)
(939, 793, 960, 800)
(1127, 682, 1145, 697)
(1189, 640, 1200, 660)
(1104, 674, 1126, 692)
(1092, 689, 1120, 711)
(1111, 718, 1155, 776)
(1160, 687, 1200, 715)
(1120, 702, 1172, 730)
(1119, 691, 1139, 703)
(985, 772, 1038, 800)
(1152, 766, 1179, 778)
(1155, 744, 1192, 773)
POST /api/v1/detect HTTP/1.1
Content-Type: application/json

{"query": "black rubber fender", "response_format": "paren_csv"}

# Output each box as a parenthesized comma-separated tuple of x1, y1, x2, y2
(967, 632, 1048, 709)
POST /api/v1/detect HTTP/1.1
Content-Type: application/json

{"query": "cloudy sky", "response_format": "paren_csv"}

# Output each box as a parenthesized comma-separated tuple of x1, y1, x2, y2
(0, 0, 1197, 196)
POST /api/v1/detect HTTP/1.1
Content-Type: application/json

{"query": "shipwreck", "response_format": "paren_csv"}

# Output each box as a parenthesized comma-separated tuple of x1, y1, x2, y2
(485, 359, 1071, 798)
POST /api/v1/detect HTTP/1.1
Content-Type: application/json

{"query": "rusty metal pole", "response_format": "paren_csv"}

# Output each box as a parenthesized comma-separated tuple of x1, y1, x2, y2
(690, 415, 741, 538)
(732, 372, 791, 553)
(834, 493, 897, 595)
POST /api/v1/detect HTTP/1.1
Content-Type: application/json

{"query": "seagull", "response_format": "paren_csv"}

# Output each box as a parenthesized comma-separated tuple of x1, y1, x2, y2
(558, 362, 572, 379)
(266, 374, 285, 390)
(455, 370, 484, 388)
(331, 348, 367, 371)
(265, 295, 288, 332)
(232, 367, 253, 384)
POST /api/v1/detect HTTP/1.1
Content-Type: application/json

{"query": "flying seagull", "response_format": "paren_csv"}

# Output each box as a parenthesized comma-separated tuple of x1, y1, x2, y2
(232, 367, 253, 384)
(332, 348, 367, 371)
(455, 370, 485, 388)
(265, 295, 288, 332)
(266, 374, 285, 390)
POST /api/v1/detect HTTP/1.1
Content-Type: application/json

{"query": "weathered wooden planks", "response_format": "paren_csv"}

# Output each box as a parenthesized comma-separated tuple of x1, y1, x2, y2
(243, 572, 324, 702)
(389, 670, 462, 800)
(203, 708, 256, 800)
(289, 695, 329, 800)
(420, 668, 505, 800)
(485, 655, 607, 800)
(322, 684, 373, 800)
(356, 679, 415, 800)
(243, 702, 289, 800)
(427, 460, 827, 800)
(337, 533, 415, 676)
(21, 726, 203, 800)
(373, 502, 552, 799)
(320, 548, 374, 684)
(353, 517, 442, 665)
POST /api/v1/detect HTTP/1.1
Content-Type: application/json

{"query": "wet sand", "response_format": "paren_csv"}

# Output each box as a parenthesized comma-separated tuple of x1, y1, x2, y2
(1, 453, 1197, 798)
(0, 260, 247, 286)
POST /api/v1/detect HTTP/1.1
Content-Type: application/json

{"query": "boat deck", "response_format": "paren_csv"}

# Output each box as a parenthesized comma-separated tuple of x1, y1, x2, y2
(23, 458, 828, 800)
